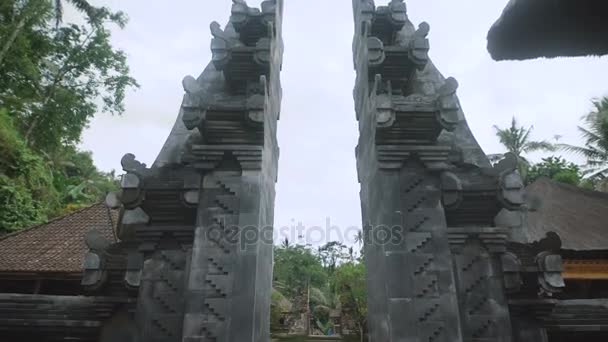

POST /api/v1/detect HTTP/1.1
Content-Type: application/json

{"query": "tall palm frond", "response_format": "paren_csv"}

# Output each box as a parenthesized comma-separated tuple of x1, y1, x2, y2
(493, 117, 556, 156)
(280, 237, 292, 249)
(560, 97, 608, 182)
(491, 116, 556, 177)
(354, 231, 363, 246)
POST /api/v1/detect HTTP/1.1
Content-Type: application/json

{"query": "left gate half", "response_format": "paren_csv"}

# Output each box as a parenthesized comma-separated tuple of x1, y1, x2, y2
(82, 1, 285, 341)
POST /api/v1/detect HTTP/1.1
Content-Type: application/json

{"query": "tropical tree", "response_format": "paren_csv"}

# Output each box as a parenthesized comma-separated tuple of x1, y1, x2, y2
(0, 0, 134, 231)
(354, 230, 366, 258)
(273, 244, 327, 297)
(316, 241, 350, 276)
(526, 156, 583, 186)
(280, 237, 292, 249)
(335, 262, 367, 341)
(52, 0, 96, 27)
(0, 0, 101, 67)
(0, 108, 57, 231)
(561, 97, 608, 188)
(489, 116, 556, 176)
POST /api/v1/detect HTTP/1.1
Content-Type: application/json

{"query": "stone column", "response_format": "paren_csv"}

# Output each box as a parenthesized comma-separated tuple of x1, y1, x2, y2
(179, 1, 284, 341)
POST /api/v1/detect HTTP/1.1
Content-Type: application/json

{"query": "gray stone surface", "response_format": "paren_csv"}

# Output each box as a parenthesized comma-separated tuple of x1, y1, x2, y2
(351, 1, 531, 341)
(83, 1, 284, 341)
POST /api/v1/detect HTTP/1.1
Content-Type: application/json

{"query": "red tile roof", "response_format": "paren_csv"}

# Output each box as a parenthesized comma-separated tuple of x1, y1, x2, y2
(0, 203, 117, 273)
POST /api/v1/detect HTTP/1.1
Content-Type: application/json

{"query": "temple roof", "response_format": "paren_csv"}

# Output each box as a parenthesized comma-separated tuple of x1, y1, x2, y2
(487, 0, 608, 60)
(0, 203, 117, 274)
(524, 178, 608, 251)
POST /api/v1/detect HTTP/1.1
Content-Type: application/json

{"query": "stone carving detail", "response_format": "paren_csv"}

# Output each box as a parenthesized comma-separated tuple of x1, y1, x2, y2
(137, 250, 188, 341)
(83, 1, 283, 341)
(353, 1, 529, 341)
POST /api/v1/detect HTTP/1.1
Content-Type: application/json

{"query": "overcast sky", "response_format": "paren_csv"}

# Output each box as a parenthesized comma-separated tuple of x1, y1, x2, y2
(80, 0, 608, 245)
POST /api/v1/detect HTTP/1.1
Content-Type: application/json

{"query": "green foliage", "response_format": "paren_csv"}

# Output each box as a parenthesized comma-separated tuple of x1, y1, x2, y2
(272, 242, 367, 339)
(0, 0, 138, 151)
(335, 262, 367, 338)
(0, 108, 57, 231)
(317, 241, 350, 275)
(527, 156, 583, 186)
(273, 244, 327, 297)
(490, 116, 556, 177)
(49, 145, 118, 213)
(314, 305, 333, 335)
(270, 288, 292, 331)
(561, 97, 608, 187)
(0, 1, 131, 232)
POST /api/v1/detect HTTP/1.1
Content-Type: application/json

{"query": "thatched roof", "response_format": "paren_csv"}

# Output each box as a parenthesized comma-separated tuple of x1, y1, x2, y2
(488, 0, 608, 60)
(524, 178, 608, 251)
(0, 203, 117, 274)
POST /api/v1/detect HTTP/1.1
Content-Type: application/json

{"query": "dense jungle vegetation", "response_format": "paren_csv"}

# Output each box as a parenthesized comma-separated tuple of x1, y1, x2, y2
(0, 0, 138, 232)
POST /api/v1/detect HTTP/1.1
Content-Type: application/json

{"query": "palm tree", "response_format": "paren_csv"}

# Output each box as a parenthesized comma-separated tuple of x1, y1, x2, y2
(489, 116, 556, 176)
(561, 97, 608, 185)
(354, 231, 364, 247)
(280, 237, 292, 249)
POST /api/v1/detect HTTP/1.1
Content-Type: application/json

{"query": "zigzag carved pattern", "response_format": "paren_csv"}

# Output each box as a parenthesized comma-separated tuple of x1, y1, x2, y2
(406, 196, 427, 213)
(409, 236, 432, 253)
(409, 216, 430, 232)
(204, 302, 226, 322)
(427, 326, 444, 342)
(414, 256, 434, 275)
(209, 217, 231, 254)
(468, 296, 489, 315)
(152, 319, 175, 337)
(403, 177, 425, 193)
(216, 180, 236, 195)
(205, 278, 228, 298)
(153, 292, 178, 314)
(199, 327, 217, 342)
(417, 279, 437, 298)
(472, 320, 494, 338)
(214, 198, 235, 214)
(159, 273, 179, 292)
(461, 255, 483, 273)
(464, 277, 485, 294)
(418, 303, 440, 322)
(208, 258, 229, 275)
(160, 252, 184, 270)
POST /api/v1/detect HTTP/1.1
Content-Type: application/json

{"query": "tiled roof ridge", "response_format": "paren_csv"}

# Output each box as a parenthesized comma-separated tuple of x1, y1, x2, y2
(0, 202, 107, 242)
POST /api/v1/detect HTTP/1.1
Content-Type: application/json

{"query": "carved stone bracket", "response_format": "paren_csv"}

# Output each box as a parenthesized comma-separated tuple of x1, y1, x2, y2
(370, 0, 408, 41)
(125, 251, 144, 288)
(441, 153, 525, 224)
(448, 227, 510, 253)
(366, 35, 429, 73)
(121, 153, 150, 177)
(536, 251, 565, 295)
(408, 22, 430, 67)
(230, 0, 276, 36)
(81, 230, 111, 290)
(373, 75, 460, 146)
(184, 144, 265, 171)
(182, 74, 269, 148)
(502, 252, 523, 292)
(436, 77, 460, 128)
(376, 144, 454, 170)
(504, 233, 565, 297)
(210, 19, 271, 87)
